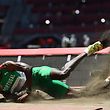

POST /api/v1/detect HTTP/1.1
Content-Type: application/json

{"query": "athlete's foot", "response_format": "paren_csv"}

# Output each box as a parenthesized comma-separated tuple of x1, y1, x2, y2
(84, 41, 103, 56)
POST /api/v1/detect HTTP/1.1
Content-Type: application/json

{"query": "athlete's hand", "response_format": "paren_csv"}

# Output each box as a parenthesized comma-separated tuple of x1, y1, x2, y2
(0, 94, 6, 102)
(16, 92, 29, 103)
(15, 89, 30, 103)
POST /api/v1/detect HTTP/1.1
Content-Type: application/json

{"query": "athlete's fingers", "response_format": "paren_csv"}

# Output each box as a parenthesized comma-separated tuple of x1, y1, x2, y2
(16, 93, 29, 103)
(16, 90, 27, 96)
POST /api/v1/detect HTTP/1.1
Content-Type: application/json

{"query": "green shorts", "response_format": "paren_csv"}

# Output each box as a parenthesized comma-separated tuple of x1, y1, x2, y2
(32, 66, 69, 98)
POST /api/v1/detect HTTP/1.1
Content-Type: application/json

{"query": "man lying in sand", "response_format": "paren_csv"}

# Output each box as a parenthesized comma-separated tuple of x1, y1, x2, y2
(0, 41, 108, 103)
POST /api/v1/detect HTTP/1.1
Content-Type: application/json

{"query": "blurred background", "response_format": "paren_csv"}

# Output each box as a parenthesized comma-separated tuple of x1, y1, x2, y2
(0, 0, 110, 49)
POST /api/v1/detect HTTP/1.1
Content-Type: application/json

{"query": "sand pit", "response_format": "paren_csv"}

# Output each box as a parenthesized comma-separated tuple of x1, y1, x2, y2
(0, 97, 110, 110)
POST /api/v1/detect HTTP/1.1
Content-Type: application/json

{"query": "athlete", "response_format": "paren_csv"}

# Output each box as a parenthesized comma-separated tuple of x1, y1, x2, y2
(0, 41, 105, 102)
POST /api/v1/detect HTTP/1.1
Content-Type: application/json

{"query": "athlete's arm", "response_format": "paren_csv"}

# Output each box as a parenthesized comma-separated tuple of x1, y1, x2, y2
(0, 61, 32, 72)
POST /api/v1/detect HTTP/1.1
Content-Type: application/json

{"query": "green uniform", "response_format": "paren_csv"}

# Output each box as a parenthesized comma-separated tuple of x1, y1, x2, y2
(32, 66, 69, 98)
(0, 66, 69, 98)
(0, 69, 26, 94)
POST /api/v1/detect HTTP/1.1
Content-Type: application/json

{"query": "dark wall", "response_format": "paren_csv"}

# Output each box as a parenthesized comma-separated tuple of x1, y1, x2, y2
(0, 54, 109, 86)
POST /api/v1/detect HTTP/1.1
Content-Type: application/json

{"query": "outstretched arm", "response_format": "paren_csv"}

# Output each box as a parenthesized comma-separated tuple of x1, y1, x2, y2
(0, 61, 32, 72)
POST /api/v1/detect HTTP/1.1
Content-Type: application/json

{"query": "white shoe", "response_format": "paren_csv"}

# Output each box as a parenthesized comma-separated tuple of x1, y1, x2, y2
(84, 41, 103, 56)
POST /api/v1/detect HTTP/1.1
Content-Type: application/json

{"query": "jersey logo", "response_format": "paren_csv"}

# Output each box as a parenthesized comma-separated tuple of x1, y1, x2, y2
(4, 72, 8, 75)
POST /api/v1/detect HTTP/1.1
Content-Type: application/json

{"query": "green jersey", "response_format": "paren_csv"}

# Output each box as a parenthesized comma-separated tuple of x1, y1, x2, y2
(0, 69, 26, 94)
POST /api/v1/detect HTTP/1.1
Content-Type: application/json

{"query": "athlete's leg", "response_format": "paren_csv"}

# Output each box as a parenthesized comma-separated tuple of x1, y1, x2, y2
(50, 41, 103, 80)
(31, 84, 80, 99)
(50, 53, 87, 80)
(31, 89, 54, 100)
(65, 87, 81, 98)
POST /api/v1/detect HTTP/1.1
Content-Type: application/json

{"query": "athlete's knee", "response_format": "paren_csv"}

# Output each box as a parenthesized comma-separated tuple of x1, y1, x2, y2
(50, 68, 70, 80)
